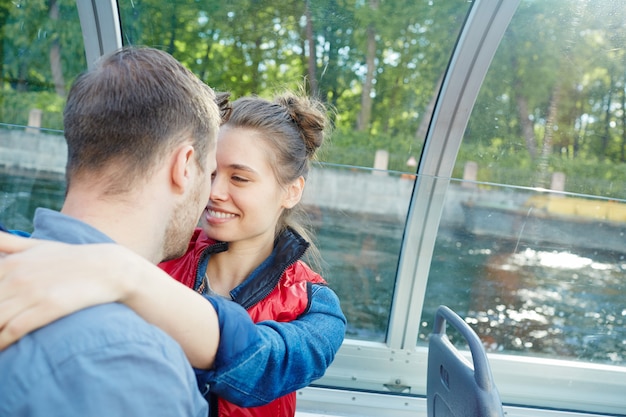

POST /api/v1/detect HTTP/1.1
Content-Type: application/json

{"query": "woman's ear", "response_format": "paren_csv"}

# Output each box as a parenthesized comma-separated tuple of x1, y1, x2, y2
(283, 176, 305, 209)
(170, 144, 196, 194)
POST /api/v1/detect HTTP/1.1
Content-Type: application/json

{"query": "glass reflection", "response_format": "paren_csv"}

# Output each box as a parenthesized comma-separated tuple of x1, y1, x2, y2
(426, 0, 626, 365)
(422, 180, 626, 365)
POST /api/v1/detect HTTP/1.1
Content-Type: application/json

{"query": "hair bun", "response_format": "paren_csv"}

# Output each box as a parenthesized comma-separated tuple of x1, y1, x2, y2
(275, 93, 327, 158)
(214, 92, 232, 124)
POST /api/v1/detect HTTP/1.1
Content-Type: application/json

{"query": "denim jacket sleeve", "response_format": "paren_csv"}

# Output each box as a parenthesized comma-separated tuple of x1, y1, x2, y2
(196, 284, 346, 407)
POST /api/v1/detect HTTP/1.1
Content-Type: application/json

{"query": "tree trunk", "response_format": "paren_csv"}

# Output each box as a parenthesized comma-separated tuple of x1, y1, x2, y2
(304, 1, 318, 97)
(0, 0, 11, 115)
(49, 0, 66, 97)
(621, 85, 626, 162)
(356, 0, 378, 132)
(573, 97, 587, 159)
(415, 73, 444, 143)
(198, 40, 214, 83)
(509, 50, 537, 160)
(167, 12, 177, 55)
(516, 93, 537, 160)
(322, 21, 339, 109)
(250, 36, 262, 94)
(534, 84, 560, 188)
(599, 76, 614, 161)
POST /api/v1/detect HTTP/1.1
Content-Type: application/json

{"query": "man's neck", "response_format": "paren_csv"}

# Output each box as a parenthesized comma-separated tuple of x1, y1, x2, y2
(61, 189, 164, 263)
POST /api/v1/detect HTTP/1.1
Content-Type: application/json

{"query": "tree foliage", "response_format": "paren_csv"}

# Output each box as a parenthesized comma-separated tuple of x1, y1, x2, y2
(1, 0, 626, 195)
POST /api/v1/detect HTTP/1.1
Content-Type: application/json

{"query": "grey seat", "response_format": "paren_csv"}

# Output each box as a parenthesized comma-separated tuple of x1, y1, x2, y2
(427, 305, 504, 417)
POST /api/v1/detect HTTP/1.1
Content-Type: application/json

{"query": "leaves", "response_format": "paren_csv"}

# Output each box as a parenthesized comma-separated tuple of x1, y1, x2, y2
(2, 0, 626, 196)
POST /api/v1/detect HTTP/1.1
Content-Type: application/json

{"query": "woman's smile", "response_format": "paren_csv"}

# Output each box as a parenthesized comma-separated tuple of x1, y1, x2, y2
(206, 208, 237, 223)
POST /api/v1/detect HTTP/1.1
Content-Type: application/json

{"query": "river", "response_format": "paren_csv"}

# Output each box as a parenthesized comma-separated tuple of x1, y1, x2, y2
(2, 171, 625, 365)
(310, 204, 626, 365)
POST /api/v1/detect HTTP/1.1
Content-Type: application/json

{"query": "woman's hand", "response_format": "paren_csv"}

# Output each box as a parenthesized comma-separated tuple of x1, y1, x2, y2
(0, 232, 130, 349)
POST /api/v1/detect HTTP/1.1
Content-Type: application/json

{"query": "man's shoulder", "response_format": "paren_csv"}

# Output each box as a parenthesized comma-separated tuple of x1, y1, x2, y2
(3, 303, 179, 364)
(0, 303, 188, 387)
(0, 303, 203, 416)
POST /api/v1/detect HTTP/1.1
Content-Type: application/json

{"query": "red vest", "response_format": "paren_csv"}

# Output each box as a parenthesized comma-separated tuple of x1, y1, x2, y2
(159, 229, 326, 417)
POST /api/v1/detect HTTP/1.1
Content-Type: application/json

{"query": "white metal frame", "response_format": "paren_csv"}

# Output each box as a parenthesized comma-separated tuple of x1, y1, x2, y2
(75, 0, 122, 68)
(390, 0, 521, 350)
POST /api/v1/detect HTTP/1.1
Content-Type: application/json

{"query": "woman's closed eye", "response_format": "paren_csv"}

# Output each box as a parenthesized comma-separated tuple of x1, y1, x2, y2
(232, 175, 250, 183)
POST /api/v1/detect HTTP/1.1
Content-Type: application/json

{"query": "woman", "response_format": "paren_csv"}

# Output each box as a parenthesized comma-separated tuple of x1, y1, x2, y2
(0, 91, 346, 417)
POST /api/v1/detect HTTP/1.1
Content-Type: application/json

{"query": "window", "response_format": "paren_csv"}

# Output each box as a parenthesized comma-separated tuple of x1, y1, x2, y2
(2, 1, 625, 415)
(415, 1, 626, 414)
(0, 0, 83, 231)
(116, 0, 472, 342)
(423, 0, 626, 365)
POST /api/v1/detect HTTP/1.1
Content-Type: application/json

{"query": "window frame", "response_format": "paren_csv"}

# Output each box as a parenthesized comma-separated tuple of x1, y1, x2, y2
(73, 1, 626, 415)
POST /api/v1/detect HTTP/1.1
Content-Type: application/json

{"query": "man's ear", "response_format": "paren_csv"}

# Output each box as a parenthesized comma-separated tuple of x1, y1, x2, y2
(283, 176, 305, 209)
(171, 144, 196, 194)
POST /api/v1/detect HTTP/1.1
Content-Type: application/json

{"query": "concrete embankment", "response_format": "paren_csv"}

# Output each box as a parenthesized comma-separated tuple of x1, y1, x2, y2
(0, 130, 509, 228)
(0, 130, 67, 175)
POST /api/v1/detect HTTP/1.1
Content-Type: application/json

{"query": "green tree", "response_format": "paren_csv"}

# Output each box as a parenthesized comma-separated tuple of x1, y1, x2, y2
(1, 0, 83, 128)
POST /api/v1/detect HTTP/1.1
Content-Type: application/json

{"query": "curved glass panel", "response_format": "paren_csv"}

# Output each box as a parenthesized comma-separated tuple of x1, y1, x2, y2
(421, 0, 626, 367)
(0, 0, 83, 231)
(0, 0, 84, 130)
(117, 0, 472, 341)
(1, 0, 625, 414)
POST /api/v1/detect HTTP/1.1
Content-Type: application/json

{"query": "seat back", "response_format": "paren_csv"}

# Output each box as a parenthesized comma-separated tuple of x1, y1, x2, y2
(427, 305, 504, 417)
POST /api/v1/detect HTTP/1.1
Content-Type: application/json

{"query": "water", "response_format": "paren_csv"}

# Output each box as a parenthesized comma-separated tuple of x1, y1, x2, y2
(3, 172, 625, 365)
(0, 171, 66, 232)
(312, 207, 626, 365)
(423, 230, 626, 364)
(311, 209, 402, 340)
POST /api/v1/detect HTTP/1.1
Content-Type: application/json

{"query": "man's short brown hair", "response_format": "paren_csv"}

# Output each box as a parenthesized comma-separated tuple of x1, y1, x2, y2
(63, 46, 220, 193)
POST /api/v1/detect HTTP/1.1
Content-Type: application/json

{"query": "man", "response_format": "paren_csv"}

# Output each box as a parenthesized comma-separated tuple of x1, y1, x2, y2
(0, 47, 219, 416)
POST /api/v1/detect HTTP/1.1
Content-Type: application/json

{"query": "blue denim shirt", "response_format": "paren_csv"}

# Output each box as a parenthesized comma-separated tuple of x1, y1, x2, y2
(0, 208, 208, 417)
(0, 222, 30, 236)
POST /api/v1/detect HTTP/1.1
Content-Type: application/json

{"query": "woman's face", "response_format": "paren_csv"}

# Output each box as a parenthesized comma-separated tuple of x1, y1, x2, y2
(200, 126, 300, 247)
